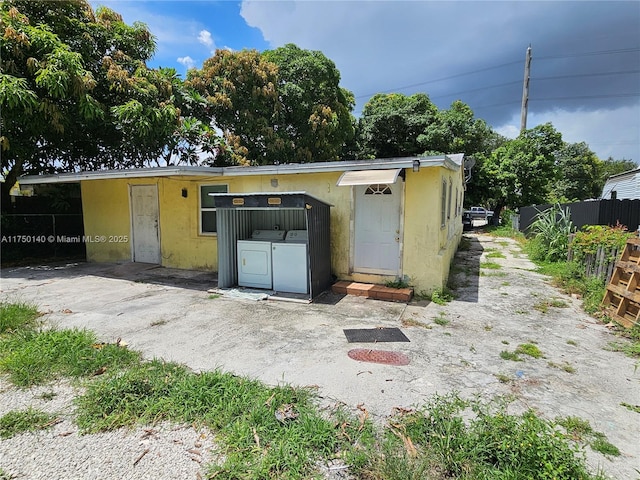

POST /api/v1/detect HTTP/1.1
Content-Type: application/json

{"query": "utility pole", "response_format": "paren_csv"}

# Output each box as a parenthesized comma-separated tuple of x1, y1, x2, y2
(520, 45, 532, 132)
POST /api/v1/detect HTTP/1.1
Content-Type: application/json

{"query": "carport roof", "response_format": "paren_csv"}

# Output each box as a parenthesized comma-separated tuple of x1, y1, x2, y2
(18, 154, 463, 184)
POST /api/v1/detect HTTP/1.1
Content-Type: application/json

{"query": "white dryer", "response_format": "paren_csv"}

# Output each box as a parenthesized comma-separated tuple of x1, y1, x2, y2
(237, 230, 286, 289)
(272, 230, 309, 294)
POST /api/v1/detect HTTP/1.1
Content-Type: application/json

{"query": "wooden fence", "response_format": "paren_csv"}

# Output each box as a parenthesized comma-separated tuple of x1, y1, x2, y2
(567, 234, 621, 283)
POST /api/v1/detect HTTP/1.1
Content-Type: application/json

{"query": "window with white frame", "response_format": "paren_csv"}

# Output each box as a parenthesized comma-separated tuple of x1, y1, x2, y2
(200, 184, 228, 234)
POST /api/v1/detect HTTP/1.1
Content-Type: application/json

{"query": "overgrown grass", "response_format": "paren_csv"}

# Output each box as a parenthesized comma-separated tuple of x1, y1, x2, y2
(0, 302, 614, 479)
(0, 407, 57, 439)
(366, 394, 606, 480)
(0, 301, 40, 334)
(75, 359, 374, 478)
(0, 327, 140, 387)
(556, 416, 621, 457)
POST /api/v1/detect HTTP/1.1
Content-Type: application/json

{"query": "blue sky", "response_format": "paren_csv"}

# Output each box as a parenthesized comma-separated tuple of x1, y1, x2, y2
(91, 1, 640, 165)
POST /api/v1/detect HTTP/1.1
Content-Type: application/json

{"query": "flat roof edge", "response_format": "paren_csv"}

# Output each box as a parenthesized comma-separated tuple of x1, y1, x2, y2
(18, 154, 463, 184)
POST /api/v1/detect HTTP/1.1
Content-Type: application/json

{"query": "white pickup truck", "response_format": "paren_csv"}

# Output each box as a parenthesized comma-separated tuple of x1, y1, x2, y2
(464, 207, 494, 220)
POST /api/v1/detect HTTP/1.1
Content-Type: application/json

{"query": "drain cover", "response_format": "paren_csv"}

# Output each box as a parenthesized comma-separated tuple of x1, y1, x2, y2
(348, 348, 410, 366)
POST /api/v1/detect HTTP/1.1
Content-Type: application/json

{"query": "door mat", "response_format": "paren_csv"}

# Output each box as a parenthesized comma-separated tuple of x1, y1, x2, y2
(343, 327, 410, 343)
(348, 349, 410, 366)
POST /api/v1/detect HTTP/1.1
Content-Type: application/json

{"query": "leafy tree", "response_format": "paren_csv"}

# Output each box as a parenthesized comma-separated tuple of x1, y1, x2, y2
(186, 49, 280, 165)
(357, 93, 437, 158)
(597, 157, 638, 192)
(262, 44, 354, 163)
(549, 142, 601, 202)
(1, 0, 218, 207)
(479, 123, 563, 220)
(418, 100, 496, 156)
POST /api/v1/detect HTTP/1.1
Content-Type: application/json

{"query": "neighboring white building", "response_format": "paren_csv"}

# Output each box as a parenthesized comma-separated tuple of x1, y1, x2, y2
(601, 168, 640, 200)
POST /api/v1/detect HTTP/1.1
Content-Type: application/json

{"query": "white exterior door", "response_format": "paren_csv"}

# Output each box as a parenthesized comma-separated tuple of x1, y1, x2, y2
(354, 183, 402, 274)
(130, 185, 160, 264)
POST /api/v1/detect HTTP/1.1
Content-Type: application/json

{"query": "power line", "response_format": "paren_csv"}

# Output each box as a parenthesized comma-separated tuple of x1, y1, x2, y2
(354, 48, 640, 103)
(532, 93, 639, 101)
(536, 47, 640, 60)
(534, 70, 640, 81)
(354, 60, 522, 100)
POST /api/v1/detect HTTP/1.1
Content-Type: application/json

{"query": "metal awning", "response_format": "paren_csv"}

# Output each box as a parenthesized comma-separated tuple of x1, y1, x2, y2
(336, 168, 402, 186)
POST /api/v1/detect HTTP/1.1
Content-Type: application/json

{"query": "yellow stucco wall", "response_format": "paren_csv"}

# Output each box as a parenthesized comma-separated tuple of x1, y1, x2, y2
(80, 164, 463, 292)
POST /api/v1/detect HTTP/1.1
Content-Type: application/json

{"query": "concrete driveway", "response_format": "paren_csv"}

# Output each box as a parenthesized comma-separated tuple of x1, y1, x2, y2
(1, 233, 638, 479)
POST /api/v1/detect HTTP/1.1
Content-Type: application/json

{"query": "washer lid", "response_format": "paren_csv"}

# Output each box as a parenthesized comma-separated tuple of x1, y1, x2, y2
(285, 230, 308, 243)
(252, 230, 287, 241)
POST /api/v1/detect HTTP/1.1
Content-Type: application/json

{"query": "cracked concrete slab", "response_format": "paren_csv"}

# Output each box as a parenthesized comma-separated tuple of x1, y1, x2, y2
(1, 233, 638, 479)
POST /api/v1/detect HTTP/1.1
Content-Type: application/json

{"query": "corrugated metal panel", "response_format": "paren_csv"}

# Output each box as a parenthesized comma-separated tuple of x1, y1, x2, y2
(215, 192, 333, 299)
(250, 210, 306, 231)
(216, 209, 252, 288)
(336, 169, 402, 186)
(306, 197, 332, 298)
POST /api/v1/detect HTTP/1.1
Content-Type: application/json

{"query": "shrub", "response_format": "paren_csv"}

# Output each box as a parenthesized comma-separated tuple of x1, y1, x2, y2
(529, 204, 575, 262)
(571, 224, 633, 264)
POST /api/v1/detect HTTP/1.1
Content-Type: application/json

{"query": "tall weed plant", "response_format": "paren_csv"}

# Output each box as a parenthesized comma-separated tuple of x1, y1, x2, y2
(529, 204, 575, 262)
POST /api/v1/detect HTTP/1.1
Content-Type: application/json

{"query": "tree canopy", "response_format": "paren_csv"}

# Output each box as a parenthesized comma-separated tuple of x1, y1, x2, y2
(262, 44, 355, 163)
(478, 123, 564, 215)
(549, 142, 602, 202)
(1, 0, 218, 204)
(357, 93, 437, 158)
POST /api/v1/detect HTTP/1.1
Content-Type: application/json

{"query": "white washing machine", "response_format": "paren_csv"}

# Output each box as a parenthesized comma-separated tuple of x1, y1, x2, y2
(272, 230, 309, 294)
(237, 230, 286, 289)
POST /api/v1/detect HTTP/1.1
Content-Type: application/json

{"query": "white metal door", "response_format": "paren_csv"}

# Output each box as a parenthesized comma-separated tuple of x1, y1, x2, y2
(354, 183, 401, 273)
(130, 185, 160, 264)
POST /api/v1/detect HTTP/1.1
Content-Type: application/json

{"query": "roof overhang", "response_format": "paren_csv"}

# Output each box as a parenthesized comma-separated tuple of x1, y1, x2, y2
(336, 168, 402, 186)
(18, 154, 464, 185)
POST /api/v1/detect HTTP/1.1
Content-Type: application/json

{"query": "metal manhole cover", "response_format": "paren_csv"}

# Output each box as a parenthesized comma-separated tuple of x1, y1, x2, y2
(347, 348, 410, 366)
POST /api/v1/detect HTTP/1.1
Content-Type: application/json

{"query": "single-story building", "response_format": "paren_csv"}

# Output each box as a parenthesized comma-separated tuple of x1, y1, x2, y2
(18, 154, 465, 297)
(601, 168, 640, 200)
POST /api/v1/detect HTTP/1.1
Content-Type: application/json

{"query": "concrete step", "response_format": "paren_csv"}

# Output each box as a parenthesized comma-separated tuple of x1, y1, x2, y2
(331, 281, 413, 302)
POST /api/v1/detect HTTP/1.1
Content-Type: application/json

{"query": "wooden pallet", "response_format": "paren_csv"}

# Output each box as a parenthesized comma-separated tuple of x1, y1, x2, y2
(602, 237, 640, 328)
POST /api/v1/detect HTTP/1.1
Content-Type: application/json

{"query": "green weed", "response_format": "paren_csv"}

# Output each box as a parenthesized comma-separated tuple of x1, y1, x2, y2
(75, 359, 371, 478)
(486, 251, 506, 259)
(0, 327, 140, 387)
(494, 373, 511, 383)
(500, 350, 522, 361)
(555, 416, 620, 457)
(590, 437, 621, 456)
(0, 301, 40, 334)
(433, 312, 449, 326)
(620, 402, 640, 413)
(429, 288, 454, 305)
(567, 339, 578, 346)
(480, 271, 507, 277)
(480, 261, 502, 270)
(515, 343, 543, 358)
(548, 361, 576, 373)
(371, 394, 604, 480)
(0, 407, 57, 439)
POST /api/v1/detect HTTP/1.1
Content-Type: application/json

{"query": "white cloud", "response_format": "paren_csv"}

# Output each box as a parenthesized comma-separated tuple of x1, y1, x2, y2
(495, 104, 640, 163)
(177, 56, 196, 70)
(198, 30, 215, 51)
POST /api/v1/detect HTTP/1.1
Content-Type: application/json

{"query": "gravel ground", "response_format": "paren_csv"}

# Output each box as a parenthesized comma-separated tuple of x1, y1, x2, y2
(0, 378, 216, 480)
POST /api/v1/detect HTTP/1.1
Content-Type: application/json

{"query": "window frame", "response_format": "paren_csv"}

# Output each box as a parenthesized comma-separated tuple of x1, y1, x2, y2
(199, 184, 229, 236)
(441, 178, 447, 228)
